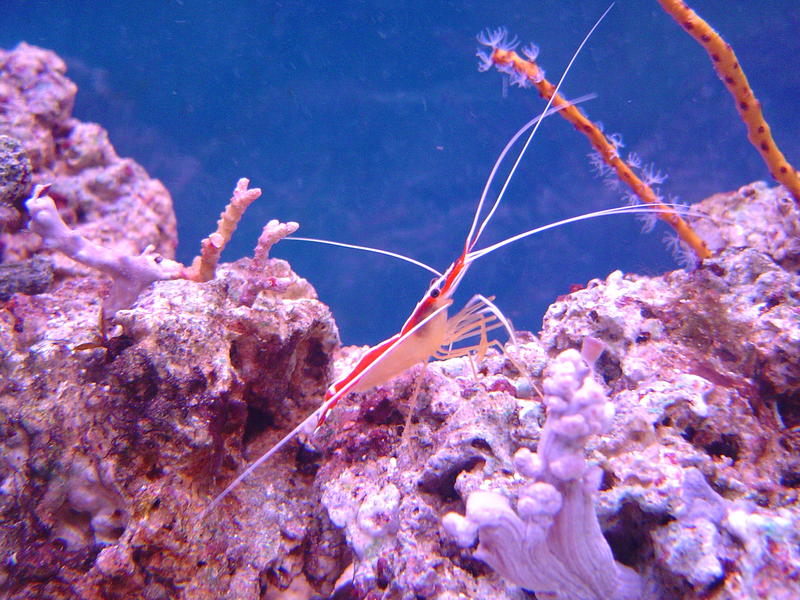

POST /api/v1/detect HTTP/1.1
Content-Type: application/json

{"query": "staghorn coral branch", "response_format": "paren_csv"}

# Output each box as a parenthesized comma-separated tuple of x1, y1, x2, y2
(251, 219, 299, 270)
(237, 218, 301, 304)
(486, 44, 711, 261)
(183, 178, 262, 282)
(657, 0, 800, 204)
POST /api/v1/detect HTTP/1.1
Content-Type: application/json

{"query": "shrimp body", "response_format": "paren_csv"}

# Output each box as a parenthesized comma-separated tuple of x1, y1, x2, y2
(317, 260, 462, 424)
(338, 302, 451, 395)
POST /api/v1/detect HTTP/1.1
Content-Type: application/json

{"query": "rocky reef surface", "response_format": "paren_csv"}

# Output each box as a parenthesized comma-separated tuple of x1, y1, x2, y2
(1, 43, 799, 600)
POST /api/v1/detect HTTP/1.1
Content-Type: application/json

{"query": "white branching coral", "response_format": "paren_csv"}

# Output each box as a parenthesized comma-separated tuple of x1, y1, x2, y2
(25, 184, 183, 316)
(443, 343, 642, 600)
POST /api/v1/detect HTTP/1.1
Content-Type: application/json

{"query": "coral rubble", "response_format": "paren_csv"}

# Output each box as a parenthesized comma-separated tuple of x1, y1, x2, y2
(1, 43, 799, 600)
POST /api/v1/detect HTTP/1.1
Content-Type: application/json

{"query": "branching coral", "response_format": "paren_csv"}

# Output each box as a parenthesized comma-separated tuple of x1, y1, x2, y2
(24, 178, 297, 317)
(478, 29, 711, 262)
(182, 177, 262, 282)
(656, 0, 800, 203)
(443, 343, 641, 600)
(237, 218, 301, 304)
(25, 183, 183, 317)
(252, 218, 299, 268)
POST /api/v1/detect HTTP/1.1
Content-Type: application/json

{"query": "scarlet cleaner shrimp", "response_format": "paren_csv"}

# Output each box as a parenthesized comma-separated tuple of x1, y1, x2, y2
(202, 3, 700, 517)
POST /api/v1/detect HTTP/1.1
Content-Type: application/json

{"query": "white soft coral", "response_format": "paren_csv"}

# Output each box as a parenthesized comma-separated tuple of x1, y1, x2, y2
(443, 342, 641, 600)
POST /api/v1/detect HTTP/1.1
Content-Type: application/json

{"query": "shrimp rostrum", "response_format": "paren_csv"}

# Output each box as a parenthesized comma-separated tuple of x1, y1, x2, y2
(202, 5, 687, 516)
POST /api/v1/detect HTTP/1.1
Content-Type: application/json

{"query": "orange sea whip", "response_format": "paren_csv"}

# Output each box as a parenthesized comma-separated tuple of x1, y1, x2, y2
(657, 0, 800, 203)
(479, 29, 711, 261)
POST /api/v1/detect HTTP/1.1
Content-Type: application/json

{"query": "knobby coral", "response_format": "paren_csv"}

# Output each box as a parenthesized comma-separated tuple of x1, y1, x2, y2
(443, 343, 641, 599)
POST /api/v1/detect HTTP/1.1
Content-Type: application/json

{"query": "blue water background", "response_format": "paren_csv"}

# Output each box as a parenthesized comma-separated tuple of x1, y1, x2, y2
(3, 1, 798, 345)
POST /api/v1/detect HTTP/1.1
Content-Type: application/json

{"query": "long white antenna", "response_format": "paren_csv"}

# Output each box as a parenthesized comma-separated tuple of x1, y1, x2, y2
(464, 94, 597, 248)
(284, 236, 442, 277)
(467, 203, 694, 263)
(468, 2, 616, 250)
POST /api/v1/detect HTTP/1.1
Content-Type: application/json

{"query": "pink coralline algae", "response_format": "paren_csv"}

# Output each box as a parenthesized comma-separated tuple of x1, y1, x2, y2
(1, 43, 799, 600)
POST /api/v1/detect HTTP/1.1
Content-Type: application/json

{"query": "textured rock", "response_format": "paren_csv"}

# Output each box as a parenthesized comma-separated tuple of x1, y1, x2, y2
(0, 254, 52, 301)
(0, 134, 32, 229)
(690, 181, 800, 271)
(307, 183, 800, 600)
(0, 256, 341, 599)
(0, 42, 176, 269)
(0, 43, 342, 600)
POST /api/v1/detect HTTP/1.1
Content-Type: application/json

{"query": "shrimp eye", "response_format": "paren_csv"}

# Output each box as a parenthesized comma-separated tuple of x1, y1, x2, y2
(430, 288, 440, 298)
